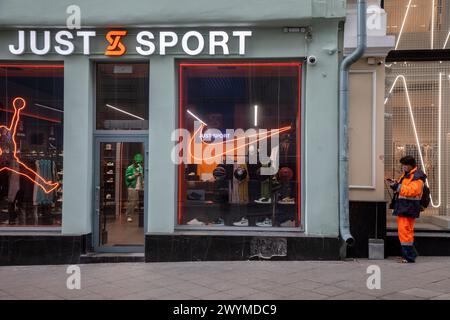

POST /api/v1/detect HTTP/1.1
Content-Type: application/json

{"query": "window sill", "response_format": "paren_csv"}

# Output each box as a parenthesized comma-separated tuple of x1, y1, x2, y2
(0, 227, 62, 236)
(148, 227, 321, 238)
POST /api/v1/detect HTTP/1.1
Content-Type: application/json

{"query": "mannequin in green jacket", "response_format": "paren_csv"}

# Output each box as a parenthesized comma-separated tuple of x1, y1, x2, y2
(125, 153, 144, 222)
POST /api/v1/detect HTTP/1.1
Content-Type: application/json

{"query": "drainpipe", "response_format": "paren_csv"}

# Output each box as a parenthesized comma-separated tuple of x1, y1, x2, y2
(339, 0, 367, 249)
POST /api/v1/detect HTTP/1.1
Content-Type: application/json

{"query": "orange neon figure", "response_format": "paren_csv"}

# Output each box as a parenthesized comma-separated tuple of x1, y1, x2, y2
(0, 97, 59, 194)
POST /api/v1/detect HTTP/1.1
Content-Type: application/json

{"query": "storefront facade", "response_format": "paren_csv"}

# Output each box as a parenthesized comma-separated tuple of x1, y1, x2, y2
(383, 0, 450, 256)
(0, 0, 399, 265)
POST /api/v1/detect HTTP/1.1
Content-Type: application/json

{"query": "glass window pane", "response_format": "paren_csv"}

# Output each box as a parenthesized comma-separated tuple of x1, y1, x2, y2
(99, 142, 145, 246)
(96, 63, 149, 130)
(178, 62, 301, 228)
(385, 0, 450, 50)
(385, 61, 450, 231)
(0, 63, 64, 227)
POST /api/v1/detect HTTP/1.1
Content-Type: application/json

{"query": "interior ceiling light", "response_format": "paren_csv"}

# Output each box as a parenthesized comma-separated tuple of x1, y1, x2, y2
(105, 104, 145, 121)
(187, 109, 207, 126)
(395, 0, 437, 50)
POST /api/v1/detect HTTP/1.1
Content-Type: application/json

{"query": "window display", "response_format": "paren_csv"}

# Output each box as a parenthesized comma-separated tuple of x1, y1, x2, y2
(0, 63, 64, 226)
(96, 63, 149, 130)
(385, 0, 450, 50)
(99, 142, 145, 246)
(178, 62, 301, 228)
(385, 61, 450, 230)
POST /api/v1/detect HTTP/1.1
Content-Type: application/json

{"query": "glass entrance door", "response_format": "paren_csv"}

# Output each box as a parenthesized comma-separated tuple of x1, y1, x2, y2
(94, 139, 147, 251)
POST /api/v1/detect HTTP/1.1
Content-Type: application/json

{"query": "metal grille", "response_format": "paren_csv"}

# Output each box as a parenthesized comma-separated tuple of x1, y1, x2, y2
(385, 0, 450, 50)
(385, 61, 450, 218)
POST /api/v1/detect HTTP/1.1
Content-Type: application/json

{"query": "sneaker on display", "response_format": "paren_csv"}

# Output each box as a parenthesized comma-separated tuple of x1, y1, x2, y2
(256, 218, 272, 227)
(233, 217, 249, 227)
(127, 216, 133, 222)
(254, 197, 271, 204)
(187, 191, 202, 200)
(210, 218, 225, 226)
(106, 170, 114, 175)
(187, 218, 205, 226)
(278, 197, 295, 205)
(280, 219, 296, 227)
(107, 162, 114, 167)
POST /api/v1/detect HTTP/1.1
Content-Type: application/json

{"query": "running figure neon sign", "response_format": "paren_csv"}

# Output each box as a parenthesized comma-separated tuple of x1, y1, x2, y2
(0, 97, 59, 194)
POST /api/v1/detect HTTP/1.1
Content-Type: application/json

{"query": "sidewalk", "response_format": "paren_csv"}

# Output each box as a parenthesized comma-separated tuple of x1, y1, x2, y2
(1, 257, 450, 300)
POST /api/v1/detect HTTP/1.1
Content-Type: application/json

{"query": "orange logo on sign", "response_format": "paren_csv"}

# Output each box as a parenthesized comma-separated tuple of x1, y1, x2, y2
(105, 30, 127, 56)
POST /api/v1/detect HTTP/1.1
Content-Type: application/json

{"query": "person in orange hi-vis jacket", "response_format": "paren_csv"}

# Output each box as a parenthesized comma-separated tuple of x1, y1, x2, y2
(387, 155, 426, 263)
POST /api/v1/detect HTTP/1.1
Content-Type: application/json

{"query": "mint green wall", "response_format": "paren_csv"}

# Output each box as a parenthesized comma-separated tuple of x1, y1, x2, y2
(0, 0, 345, 27)
(0, 0, 345, 237)
(62, 57, 93, 235)
(144, 23, 342, 236)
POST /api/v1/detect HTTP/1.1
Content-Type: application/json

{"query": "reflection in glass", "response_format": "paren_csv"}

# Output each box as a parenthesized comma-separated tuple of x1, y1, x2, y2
(0, 63, 64, 227)
(96, 63, 149, 130)
(99, 142, 145, 246)
(178, 62, 301, 229)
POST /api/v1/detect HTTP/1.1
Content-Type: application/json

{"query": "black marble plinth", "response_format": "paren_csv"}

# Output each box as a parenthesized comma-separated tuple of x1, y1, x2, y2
(0, 234, 90, 266)
(145, 234, 340, 262)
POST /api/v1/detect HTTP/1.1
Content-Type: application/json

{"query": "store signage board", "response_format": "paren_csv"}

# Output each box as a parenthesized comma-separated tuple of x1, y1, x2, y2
(8, 30, 252, 56)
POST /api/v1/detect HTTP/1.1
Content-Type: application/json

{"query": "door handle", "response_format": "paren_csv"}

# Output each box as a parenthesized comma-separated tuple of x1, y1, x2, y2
(95, 186, 100, 215)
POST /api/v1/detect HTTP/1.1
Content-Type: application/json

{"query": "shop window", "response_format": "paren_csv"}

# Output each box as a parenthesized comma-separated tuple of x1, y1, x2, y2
(178, 62, 301, 228)
(96, 63, 149, 130)
(0, 63, 64, 227)
(385, 0, 450, 50)
(385, 61, 450, 231)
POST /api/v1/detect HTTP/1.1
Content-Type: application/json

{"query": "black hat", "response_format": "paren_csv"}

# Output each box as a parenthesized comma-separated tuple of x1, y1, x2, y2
(399, 155, 416, 167)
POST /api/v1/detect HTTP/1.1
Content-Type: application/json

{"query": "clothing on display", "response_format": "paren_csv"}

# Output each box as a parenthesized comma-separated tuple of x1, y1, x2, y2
(2, 156, 62, 225)
(33, 159, 57, 206)
(178, 63, 300, 228)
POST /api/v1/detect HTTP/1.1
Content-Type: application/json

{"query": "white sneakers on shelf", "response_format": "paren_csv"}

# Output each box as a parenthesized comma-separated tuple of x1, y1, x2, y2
(232, 217, 249, 227)
(256, 218, 272, 227)
(187, 218, 205, 226)
(280, 219, 296, 227)
(278, 197, 295, 205)
(254, 197, 271, 204)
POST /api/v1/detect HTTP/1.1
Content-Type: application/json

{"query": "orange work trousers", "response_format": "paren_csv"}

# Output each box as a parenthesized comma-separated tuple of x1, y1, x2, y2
(397, 216, 415, 246)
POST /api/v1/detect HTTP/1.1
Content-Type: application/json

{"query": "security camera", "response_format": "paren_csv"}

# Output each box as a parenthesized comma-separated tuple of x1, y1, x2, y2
(307, 55, 317, 65)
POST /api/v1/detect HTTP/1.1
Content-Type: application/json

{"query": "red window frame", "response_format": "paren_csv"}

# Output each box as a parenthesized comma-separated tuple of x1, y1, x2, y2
(178, 61, 302, 228)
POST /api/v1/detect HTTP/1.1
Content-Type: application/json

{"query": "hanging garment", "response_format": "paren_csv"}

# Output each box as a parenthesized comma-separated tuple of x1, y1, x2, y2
(7, 160, 20, 203)
(34, 160, 56, 205)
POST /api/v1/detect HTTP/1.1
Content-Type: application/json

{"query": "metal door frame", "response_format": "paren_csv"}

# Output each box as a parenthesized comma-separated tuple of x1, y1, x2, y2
(93, 135, 148, 253)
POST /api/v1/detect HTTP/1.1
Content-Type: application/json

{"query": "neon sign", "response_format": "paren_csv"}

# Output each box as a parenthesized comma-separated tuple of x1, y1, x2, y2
(0, 97, 59, 194)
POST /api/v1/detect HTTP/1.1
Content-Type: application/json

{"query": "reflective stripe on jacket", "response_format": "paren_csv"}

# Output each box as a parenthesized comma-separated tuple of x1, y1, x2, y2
(393, 167, 426, 218)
